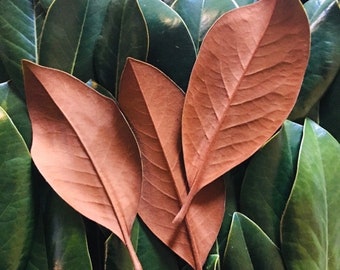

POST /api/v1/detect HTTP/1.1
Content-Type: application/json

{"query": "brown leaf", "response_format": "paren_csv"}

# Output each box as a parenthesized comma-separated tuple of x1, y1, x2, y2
(119, 58, 225, 269)
(175, 0, 310, 221)
(23, 61, 143, 270)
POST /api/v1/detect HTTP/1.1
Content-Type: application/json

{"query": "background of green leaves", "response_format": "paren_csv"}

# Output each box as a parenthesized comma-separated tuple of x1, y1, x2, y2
(0, 0, 339, 269)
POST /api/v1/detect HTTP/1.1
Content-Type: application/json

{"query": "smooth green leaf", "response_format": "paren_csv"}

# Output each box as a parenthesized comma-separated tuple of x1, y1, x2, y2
(0, 107, 34, 270)
(94, 0, 148, 96)
(320, 70, 340, 141)
(281, 119, 340, 269)
(239, 121, 303, 245)
(44, 190, 93, 270)
(138, 0, 196, 90)
(105, 217, 179, 270)
(290, 1, 340, 120)
(223, 213, 285, 270)
(39, 0, 111, 81)
(304, 0, 335, 21)
(0, 81, 32, 146)
(204, 242, 220, 270)
(0, 0, 37, 93)
(172, 0, 255, 49)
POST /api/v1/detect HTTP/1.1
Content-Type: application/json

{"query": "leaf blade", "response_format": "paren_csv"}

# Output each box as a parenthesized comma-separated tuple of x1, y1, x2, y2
(23, 61, 143, 269)
(179, 0, 310, 219)
(281, 119, 340, 269)
(119, 58, 225, 269)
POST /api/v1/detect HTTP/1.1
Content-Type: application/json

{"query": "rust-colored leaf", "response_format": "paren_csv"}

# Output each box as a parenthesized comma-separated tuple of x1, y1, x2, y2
(23, 61, 142, 270)
(176, 0, 310, 221)
(119, 58, 225, 269)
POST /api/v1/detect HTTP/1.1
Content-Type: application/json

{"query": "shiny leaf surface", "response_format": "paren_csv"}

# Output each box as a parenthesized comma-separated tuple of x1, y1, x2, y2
(23, 61, 143, 270)
(281, 119, 340, 269)
(223, 213, 285, 270)
(0, 107, 34, 270)
(94, 0, 148, 96)
(240, 121, 303, 245)
(39, 0, 110, 81)
(119, 58, 225, 269)
(177, 0, 310, 220)
(0, 81, 32, 146)
(0, 0, 37, 93)
(44, 191, 92, 269)
(138, 0, 196, 90)
(172, 0, 255, 49)
(290, 0, 340, 120)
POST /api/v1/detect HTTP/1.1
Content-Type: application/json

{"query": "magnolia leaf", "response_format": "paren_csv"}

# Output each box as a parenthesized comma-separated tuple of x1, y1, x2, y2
(39, 0, 111, 81)
(23, 61, 143, 270)
(93, 0, 148, 96)
(0, 0, 37, 93)
(281, 119, 340, 269)
(44, 191, 92, 269)
(240, 120, 303, 245)
(0, 81, 32, 146)
(138, 0, 197, 90)
(176, 0, 310, 221)
(290, 0, 340, 120)
(0, 107, 34, 270)
(119, 58, 225, 269)
(223, 212, 285, 270)
(172, 0, 255, 49)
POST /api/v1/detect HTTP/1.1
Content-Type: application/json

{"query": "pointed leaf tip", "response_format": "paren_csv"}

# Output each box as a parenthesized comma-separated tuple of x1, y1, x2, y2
(179, 0, 310, 217)
(23, 61, 143, 269)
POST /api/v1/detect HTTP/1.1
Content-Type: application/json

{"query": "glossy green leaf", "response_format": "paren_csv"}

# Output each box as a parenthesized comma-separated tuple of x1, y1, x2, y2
(138, 0, 196, 90)
(39, 0, 110, 81)
(0, 0, 37, 93)
(239, 121, 303, 245)
(172, 0, 255, 49)
(105, 217, 179, 270)
(0, 107, 34, 270)
(320, 70, 340, 141)
(223, 213, 285, 270)
(94, 0, 148, 96)
(204, 242, 220, 270)
(44, 190, 93, 270)
(281, 119, 340, 269)
(304, 0, 335, 21)
(290, 1, 340, 120)
(0, 81, 32, 146)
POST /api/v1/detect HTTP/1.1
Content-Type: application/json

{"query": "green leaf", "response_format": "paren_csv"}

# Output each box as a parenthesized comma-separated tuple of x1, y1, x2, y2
(204, 242, 220, 270)
(281, 119, 340, 269)
(304, 0, 335, 21)
(105, 217, 179, 270)
(138, 0, 196, 90)
(0, 107, 34, 270)
(44, 190, 93, 270)
(239, 121, 303, 245)
(172, 0, 255, 49)
(223, 213, 285, 270)
(93, 0, 148, 96)
(290, 1, 340, 120)
(39, 0, 53, 10)
(320, 70, 340, 141)
(39, 0, 111, 81)
(0, 81, 32, 146)
(0, 0, 37, 94)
